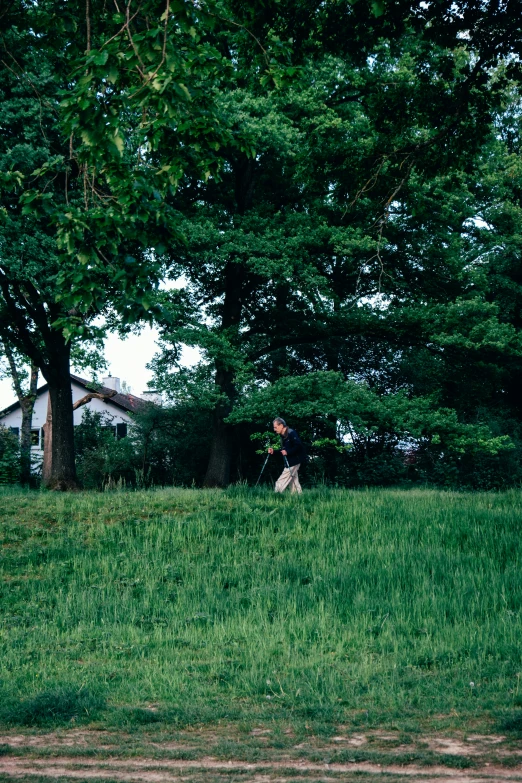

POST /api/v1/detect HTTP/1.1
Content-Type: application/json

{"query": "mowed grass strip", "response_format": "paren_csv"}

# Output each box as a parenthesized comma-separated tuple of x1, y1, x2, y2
(1, 486, 522, 733)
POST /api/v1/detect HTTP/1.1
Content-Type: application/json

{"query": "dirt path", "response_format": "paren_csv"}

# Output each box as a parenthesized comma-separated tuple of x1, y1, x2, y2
(0, 729, 521, 782)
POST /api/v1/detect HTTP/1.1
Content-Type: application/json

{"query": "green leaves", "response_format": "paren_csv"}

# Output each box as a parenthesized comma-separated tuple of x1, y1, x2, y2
(113, 130, 125, 157)
(371, 0, 385, 18)
(228, 370, 515, 463)
(2, 0, 522, 487)
(0, 0, 232, 333)
(0, 170, 24, 191)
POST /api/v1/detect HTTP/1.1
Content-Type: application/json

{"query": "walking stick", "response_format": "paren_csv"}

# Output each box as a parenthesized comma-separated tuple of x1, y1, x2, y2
(255, 452, 270, 487)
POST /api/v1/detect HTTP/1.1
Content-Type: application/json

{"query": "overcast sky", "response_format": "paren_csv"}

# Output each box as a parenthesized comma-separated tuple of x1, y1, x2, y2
(0, 328, 201, 410)
(0, 277, 202, 411)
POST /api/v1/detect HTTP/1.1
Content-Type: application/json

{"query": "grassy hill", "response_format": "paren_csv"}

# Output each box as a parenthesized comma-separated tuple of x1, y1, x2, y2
(1, 486, 521, 734)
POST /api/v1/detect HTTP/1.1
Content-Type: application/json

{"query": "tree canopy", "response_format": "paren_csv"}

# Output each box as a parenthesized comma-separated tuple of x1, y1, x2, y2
(147, 0, 522, 487)
(1, 0, 522, 488)
(0, 0, 229, 486)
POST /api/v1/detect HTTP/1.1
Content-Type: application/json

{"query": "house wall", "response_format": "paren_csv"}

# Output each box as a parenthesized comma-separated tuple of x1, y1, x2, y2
(0, 380, 134, 453)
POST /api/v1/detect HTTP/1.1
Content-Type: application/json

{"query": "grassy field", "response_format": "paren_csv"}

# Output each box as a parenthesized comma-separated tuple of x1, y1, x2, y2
(1, 484, 522, 739)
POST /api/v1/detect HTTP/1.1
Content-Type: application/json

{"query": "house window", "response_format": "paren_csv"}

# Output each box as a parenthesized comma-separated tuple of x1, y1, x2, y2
(101, 423, 127, 439)
(9, 427, 20, 438)
(31, 429, 40, 446)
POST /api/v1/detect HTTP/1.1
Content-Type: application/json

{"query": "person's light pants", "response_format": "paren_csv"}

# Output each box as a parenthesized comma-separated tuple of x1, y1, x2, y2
(275, 463, 302, 494)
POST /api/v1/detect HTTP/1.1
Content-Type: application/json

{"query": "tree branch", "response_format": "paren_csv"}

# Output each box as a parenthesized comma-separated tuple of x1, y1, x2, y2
(72, 390, 117, 410)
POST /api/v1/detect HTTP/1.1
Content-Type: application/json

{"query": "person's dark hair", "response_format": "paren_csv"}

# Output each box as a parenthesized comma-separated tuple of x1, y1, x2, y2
(273, 417, 286, 426)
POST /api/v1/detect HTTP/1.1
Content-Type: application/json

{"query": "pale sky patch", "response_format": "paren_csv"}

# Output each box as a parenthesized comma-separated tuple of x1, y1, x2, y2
(0, 328, 202, 410)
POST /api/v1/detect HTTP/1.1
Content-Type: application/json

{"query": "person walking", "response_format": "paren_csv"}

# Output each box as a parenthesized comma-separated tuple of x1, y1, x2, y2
(268, 417, 306, 494)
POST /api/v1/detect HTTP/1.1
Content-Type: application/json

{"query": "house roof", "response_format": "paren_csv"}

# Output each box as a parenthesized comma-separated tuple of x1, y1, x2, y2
(71, 375, 151, 414)
(0, 374, 150, 418)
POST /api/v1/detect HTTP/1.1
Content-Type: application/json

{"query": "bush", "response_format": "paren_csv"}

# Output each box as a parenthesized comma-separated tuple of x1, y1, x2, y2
(0, 426, 20, 484)
(128, 404, 212, 486)
(75, 405, 213, 489)
(75, 409, 139, 489)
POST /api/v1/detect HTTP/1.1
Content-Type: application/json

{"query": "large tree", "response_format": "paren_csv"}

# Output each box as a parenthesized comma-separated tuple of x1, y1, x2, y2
(0, 0, 227, 487)
(150, 0, 522, 486)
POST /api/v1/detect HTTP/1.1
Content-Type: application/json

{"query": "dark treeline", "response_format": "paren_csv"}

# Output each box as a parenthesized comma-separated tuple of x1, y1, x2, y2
(1, 0, 522, 490)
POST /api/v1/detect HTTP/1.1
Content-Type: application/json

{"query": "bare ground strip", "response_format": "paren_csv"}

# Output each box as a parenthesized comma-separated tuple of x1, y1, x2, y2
(0, 730, 522, 783)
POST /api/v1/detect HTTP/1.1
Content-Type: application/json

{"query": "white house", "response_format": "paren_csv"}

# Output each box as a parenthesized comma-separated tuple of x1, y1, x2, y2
(0, 375, 153, 458)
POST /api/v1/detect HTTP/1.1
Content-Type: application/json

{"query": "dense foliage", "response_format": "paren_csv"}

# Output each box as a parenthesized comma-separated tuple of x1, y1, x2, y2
(148, 0, 522, 488)
(1, 0, 522, 489)
(0, 426, 20, 485)
(0, 0, 229, 486)
(74, 407, 212, 489)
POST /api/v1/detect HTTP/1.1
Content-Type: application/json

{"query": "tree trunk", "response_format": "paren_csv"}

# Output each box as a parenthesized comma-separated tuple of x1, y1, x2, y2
(19, 362, 38, 485)
(42, 394, 52, 485)
(41, 340, 78, 490)
(204, 404, 233, 488)
(203, 158, 254, 487)
(1, 342, 39, 485)
(204, 362, 237, 487)
(203, 265, 244, 487)
(0, 284, 78, 490)
(42, 388, 117, 485)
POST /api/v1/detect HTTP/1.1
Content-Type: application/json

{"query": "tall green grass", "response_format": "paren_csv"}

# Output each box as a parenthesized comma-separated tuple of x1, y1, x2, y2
(1, 486, 521, 728)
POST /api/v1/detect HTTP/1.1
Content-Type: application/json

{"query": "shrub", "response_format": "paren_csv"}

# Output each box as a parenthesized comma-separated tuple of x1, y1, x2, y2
(0, 426, 20, 484)
(75, 405, 212, 488)
(128, 404, 212, 486)
(75, 409, 139, 489)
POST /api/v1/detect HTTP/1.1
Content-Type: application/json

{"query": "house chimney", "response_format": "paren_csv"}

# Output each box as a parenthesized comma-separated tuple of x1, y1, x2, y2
(103, 375, 121, 393)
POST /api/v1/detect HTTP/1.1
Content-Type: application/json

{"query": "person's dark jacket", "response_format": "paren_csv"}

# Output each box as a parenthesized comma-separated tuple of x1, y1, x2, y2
(277, 427, 307, 467)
